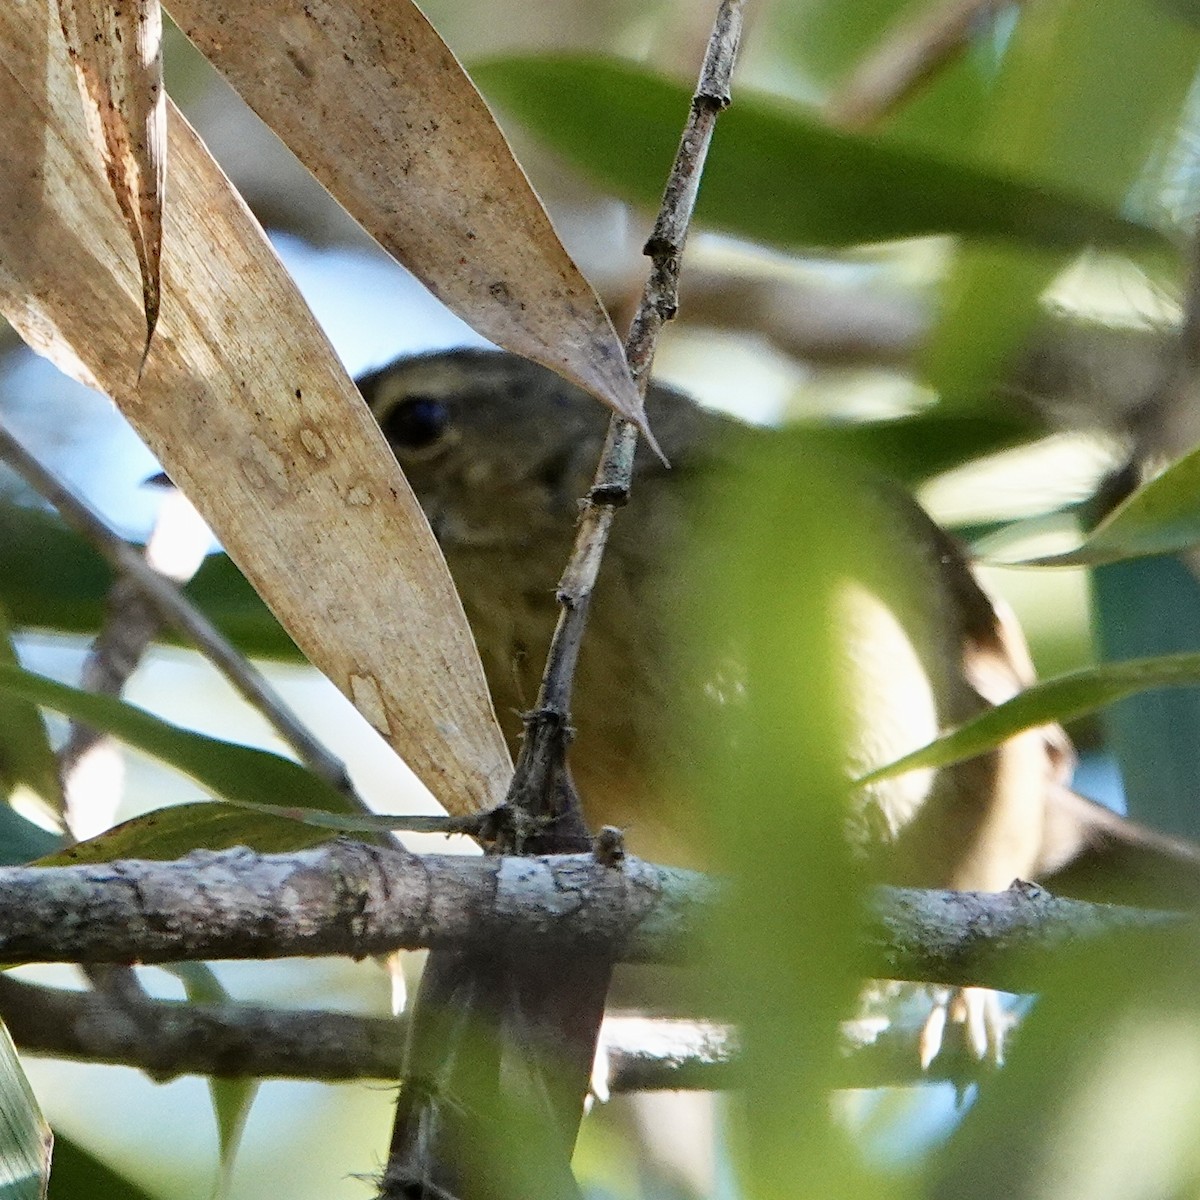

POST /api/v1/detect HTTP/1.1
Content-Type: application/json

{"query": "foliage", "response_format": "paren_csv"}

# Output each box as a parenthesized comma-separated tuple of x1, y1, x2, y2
(2, 0, 1200, 1198)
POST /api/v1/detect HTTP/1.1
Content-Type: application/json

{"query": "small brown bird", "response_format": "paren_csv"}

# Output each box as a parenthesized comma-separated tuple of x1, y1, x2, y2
(358, 348, 1200, 907)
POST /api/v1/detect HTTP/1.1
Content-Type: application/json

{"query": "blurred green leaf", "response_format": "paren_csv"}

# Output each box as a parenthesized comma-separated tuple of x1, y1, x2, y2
(931, 929, 1200, 1200)
(922, 0, 1199, 411)
(860, 651, 1200, 784)
(686, 442, 904, 1199)
(0, 503, 299, 660)
(0, 663, 350, 816)
(473, 55, 1167, 252)
(0, 1019, 49, 1200)
(765, 0, 995, 149)
(46, 1134, 155, 1200)
(208, 1075, 254, 1200)
(986, 0, 1199, 213)
(0, 807, 61, 867)
(38, 800, 332, 864)
(0, 504, 110, 639)
(1159, 0, 1200, 21)
(1005, 448, 1200, 566)
(0, 608, 61, 816)
(765, 0, 917, 89)
(1093, 557, 1200, 840)
(808, 409, 1041, 483)
(160, 965, 257, 1200)
(922, 245, 1062, 413)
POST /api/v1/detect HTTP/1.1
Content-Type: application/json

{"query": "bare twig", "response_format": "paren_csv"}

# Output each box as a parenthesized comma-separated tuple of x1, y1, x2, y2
(384, 11, 749, 1198)
(59, 484, 212, 840)
(0, 971, 1021, 1091)
(0, 975, 741, 1090)
(513, 0, 746, 833)
(0, 423, 361, 806)
(825, 0, 1027, 132)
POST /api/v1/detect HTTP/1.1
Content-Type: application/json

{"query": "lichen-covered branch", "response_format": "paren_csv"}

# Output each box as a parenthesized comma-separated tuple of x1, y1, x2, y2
(0, 841, 1183, 982)
(0, 841, 710, 966)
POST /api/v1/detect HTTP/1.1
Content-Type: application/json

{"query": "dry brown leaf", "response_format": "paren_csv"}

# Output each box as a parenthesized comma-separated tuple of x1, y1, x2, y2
(166, 0, 647, 432)
(0, 1, 513, 816)
(57, 0, 165, 358)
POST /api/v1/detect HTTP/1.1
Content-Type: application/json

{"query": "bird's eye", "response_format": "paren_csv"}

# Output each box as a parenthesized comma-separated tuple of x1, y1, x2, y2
(381, 396, 451, 452)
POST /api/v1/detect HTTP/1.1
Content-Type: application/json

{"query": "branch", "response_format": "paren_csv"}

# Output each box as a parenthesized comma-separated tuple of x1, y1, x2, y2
(0, 974, 742, 1090)
(0, 966, 1063, 1098)
(510, 0, 745, 827)
(0, 841, 1182, 982)
(824, 0, 1028, 132)
(0, 423, 360, 804)
(0, 841, 708, 966)
(0, 974, 1015, 1093)
(381, 8, 748, 1196)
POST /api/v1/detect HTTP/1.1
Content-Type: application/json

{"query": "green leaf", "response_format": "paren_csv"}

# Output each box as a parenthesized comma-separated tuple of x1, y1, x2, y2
(159, 966, 257, 1200)
(46, 1133, 156, 1200)
(767, 0, 917, 89)
(0, 663, 350, 815)
(473, 55, 1167, 253)
(187, 799, 457, 836)
(0, 502, 299, 660)
(38, 801, 333, 865)
(0, 808, 61, 867)
(0, 1020, 50, 1200)
(686, 443, 900, 1199)
(921, 245, 1063, 413)
(1093, 557, 1200, 840)
(37, 797, 454, 867)
(921, 0, 1200, 412)
(0, 608, 62, 816)
(208, 1077, 255, 1200)
(931, 932, 1200, 1200)
(1003, 447, 1200, 566)
(858, 651, 1200, 784)
(804, 410, 1042, 484)
(765, 0, 995, 149)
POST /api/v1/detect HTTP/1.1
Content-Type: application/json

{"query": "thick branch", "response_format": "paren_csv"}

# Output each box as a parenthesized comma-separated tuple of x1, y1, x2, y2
(1, 841, 708, 966)
(0, 842, 1183, 984)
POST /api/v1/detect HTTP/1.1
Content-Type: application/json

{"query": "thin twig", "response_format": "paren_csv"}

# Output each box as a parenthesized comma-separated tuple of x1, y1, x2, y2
(825, 0, 1026, 132)
(58, 484, 213, 840)
(512, 0, 745, 830)
(382, 16, 750, 1195)
(0, 423, 363, 807)
(0, 972, 1022, 1091)
(0, 974, 741, 1090)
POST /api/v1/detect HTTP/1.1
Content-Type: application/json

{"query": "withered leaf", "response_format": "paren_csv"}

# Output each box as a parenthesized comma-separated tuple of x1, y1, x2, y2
(57, 0, 165, 358)
(167, 0, 645, 430)
(0, 2, 513, 817)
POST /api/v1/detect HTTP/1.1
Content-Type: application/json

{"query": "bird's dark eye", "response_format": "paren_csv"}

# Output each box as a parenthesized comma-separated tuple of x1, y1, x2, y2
(381, 396, 451, 451)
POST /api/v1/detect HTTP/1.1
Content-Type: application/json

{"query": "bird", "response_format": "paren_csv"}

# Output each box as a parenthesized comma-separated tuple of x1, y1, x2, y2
(358, 346, 1200, 912)
(363, 349, 1200, 1197)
